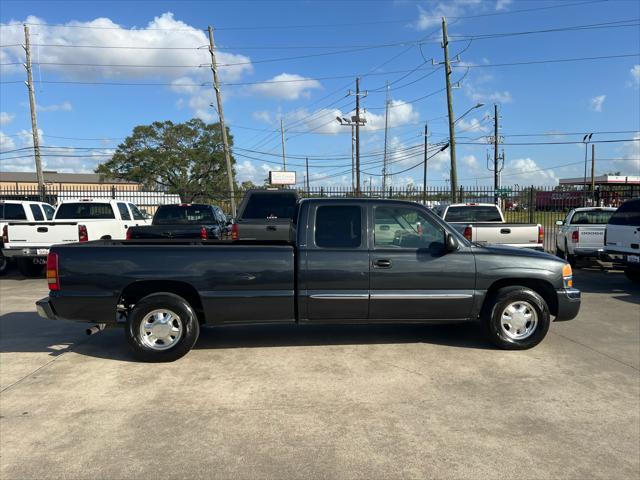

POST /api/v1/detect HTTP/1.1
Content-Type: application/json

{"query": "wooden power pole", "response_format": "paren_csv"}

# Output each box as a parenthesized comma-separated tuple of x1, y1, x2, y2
(280, 118, 287, 171)
(23, 24, 44, 198)
(355, 77, 362, 195)
(590, 144, 596, 195)
(423, 122, 428, 205)
(208, 26, 237, 217)
(442, 18, 458, 203)
(305, 157, 310, 192)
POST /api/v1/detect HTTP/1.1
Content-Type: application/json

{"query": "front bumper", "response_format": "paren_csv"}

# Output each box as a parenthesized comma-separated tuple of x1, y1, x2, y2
(555, 288, 581, 321)
(36, 297, 60, 320)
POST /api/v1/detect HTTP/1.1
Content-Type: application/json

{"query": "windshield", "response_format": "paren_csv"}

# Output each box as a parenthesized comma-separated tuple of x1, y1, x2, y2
(570, 210, 615, 225)
(55, 203, 115, 219)
(444, 206, 502, 222)
(241, 192, 297, 220)
(153, 205, 215, 224)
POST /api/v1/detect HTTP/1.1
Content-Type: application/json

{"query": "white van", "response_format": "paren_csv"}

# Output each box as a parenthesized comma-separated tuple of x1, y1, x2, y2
(604, 198, 640, 282)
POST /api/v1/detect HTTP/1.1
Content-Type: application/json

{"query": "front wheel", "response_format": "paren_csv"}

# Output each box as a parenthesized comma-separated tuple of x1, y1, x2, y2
(482, 287, 551, 350)
(125, 293, 200, 362)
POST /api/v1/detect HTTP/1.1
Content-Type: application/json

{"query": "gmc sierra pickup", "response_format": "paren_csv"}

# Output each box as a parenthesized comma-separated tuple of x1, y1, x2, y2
(37, 198, 580, 362)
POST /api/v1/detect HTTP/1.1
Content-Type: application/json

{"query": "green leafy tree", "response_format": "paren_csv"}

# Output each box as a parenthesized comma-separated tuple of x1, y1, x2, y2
(96, 118, 236, 202)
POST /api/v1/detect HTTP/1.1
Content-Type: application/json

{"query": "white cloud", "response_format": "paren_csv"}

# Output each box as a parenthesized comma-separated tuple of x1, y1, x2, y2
(0, 131, 16, 151)
(250, 73, 322, 100)
(0, 112, 15, 125)
(38, 101, 73, 112)
(456, 116, 490, 133)
(252, 110, 273, 124)
(589, 95, 606, 112)
(414, 0, 482, 30)
(495, 0, 513, 11)
(363, 100, 420, 131)
(628, 65, 640, 87)
(611, 132, 640, 176)
(502, 158, 558, 186)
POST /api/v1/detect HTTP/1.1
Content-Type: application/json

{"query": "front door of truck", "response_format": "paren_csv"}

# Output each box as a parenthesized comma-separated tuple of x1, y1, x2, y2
(300, 203, 370, 321)
(369, 204, 476, 320)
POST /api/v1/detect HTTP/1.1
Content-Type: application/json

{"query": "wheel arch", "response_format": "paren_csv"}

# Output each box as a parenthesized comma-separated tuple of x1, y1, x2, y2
(120, 280, 206, 323)
(483, 278, 558, 317)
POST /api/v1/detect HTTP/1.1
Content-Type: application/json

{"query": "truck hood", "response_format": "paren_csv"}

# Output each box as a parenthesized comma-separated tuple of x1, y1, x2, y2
(473, 243, 562, 262)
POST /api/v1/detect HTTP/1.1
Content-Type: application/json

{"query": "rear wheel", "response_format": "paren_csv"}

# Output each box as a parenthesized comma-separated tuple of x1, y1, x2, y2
(0, 252, 8, 275)
(624, 268, 640, 283)
(482, 287, 551, 350)
(563, 240, 576, 267)
(16, 258, 44, 277)
(125, 293, 200, 362)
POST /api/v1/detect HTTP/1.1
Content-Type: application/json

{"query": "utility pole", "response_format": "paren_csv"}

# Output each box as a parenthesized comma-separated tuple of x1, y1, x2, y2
(280, 118, 287, 171)
(351, 125, 355, 191)
(207, 26, 236, 216)
(423, 122, 428, 205)
(590, 144, 596, 196)
(382, 81, 390, 194)
(305, 157, 310, 192)
(23, 24, 44, 198)
(442, 17, 458, 202)
(493, 104, 499, 191)
(355, 77, 362, 195)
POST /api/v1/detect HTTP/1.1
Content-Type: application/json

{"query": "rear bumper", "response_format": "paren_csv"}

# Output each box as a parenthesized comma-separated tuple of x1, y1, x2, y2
(555, 288, 581, 321)
(573, 247, 603, 257)
(36, 297, 60, 321)
(603, 250, 640, 269)
(2, 247, 48, 258)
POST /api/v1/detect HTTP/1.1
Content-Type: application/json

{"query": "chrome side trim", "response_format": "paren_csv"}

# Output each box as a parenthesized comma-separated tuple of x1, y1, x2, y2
(370, 292, 473, 300)
(310, 294, 369, 300)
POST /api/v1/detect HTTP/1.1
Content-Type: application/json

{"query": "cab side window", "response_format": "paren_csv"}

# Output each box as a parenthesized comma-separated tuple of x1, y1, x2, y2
(374, 206, 444, 250)
(128, 204, 145, 220)
(30, 204, 44, 221)
(42, 204, 55, 220)
(315, 206, 361, 248)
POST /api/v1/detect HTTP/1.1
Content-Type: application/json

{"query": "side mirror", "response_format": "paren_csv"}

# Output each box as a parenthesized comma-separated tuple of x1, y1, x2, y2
(555, 220, 564, 226)
(445, 233, 458, 253)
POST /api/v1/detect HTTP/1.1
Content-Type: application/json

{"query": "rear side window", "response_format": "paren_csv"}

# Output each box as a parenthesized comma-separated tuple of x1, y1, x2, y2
(241, 192, 297, 220)
(609, 200, 640, 227)
(444, 206, 502, 222)
(42, 204, 55, 220)
(153, 205, 215, 224)
(315, 206, 361, 248)
(1, 204, 27, 220)
(117, 202, 131, 220)
(29, 204, 44, 221)
(55, 203, 115, 219)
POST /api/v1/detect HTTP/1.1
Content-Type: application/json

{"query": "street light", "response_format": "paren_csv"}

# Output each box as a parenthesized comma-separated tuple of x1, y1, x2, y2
(583, 133, 593, 206)
(454, 103, 485, 125)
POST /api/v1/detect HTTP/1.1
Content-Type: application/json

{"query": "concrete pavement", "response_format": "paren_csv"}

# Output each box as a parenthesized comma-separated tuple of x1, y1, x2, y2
(1, 268, 638, 479)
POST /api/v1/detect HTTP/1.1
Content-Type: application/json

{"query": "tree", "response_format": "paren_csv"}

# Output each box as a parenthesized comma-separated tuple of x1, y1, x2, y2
(96, 118, 236, 202)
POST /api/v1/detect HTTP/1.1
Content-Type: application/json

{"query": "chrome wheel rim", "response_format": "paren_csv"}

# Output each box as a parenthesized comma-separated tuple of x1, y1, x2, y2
(139, 309, 183, 351)
(500, 301, 538, 340)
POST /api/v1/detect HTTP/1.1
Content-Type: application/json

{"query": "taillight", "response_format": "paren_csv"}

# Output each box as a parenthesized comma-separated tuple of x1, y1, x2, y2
(538, 225, 545, 244)
(232, 223, 239, 241)
(47, 252, 60, 291)
(1, 225, 7, 244)
(126, 227, 132, 240)
(78, 224, 88, 242)
(200, 226, 208, 240)
(571, 230, 579, 243)
(463, 225, 472, 241)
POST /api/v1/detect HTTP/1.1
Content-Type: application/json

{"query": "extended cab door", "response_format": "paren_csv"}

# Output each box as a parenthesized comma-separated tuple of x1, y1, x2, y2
(299, 202, 369, 321)
(368, 203, 476, 320)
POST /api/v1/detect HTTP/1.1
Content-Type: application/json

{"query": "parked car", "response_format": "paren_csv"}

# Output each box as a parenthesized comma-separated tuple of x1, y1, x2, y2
(554, 207, 617, 266)
(2, 199, 150, 276)
(232, 189, 298, 241)
(126, 204, 230, 240)
(36, 198, 580, 362)
(604, 198, 640, 282)
(0, 200, 55, 274)
(436, 203, 543, 250)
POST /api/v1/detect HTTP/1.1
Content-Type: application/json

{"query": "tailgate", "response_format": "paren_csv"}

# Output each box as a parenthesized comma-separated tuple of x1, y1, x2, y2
(472, 224, 539, 246)
(577, 227, 605, 248)
(7, 222, 79, 248)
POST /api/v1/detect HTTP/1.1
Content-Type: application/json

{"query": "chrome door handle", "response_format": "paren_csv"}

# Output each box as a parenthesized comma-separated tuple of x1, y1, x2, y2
(374, 259, 392, 268)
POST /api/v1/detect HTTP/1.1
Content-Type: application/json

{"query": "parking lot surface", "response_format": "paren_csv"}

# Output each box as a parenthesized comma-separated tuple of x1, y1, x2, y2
(1, 267, 639, 479)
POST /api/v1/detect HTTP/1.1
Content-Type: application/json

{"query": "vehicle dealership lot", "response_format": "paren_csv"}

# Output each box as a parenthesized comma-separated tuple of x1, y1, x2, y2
(1, 270, 638, 479)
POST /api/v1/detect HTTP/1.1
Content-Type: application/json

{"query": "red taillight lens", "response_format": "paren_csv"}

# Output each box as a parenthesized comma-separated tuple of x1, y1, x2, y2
(126, 227, 132, 240)
(231, 223, 239, 241)
(200, 226, 208, 240)
(538, 225, 545, 244)
(2, 225, 7, 244)
(78, 224, 88, 242)
(47, 252, 59, 291)
(463, 225, 472, 241)
(571, 230, 578, 243)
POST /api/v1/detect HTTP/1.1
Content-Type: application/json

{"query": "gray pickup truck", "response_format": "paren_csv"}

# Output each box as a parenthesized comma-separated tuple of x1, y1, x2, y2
(232, 189, 298, 241)
(37, 198, 580, 362)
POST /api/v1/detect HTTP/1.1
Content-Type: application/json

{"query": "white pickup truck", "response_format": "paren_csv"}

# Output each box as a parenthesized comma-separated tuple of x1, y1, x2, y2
(2, 199, 150, 275)
(604, 198, 640, 282)
(1, 200, 56, 274)
(435, 203, 544, 250)
(554, 207, 616, 266)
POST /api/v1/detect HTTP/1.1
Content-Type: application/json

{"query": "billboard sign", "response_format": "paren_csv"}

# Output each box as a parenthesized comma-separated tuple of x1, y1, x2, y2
(269, 171, 296, 185)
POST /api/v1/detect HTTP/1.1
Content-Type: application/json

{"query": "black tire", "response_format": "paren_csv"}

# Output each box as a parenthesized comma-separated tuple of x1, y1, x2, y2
(16, 258, 44, 277)
(624, 268, 640, 283)
(0, 251, 8, 275)
(482, 287, 551, 350)
(563, 241, 576, 267)
(125, 293, 200, 362)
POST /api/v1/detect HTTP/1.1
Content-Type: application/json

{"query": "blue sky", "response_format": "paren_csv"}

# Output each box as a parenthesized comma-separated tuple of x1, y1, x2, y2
(1, 0, 639, 188)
